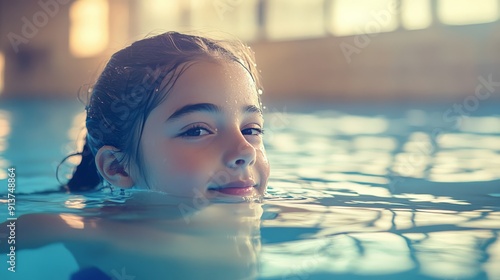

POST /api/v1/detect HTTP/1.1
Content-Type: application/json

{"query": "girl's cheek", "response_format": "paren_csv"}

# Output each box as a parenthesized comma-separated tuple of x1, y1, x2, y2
(258, 145, 269, 165)
(257, 147, 270, 177)
(168, 151, 204, 173)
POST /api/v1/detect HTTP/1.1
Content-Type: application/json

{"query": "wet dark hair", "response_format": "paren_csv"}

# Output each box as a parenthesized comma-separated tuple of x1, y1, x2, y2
(64, 31, 262, 192)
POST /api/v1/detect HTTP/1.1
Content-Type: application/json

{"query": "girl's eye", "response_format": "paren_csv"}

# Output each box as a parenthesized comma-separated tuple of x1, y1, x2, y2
(179, 126, 213, 137)
(242, 127, 264, 136)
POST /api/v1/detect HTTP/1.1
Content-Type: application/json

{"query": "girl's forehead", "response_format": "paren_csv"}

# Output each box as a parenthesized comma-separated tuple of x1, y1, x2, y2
(163, 60, 259, 107)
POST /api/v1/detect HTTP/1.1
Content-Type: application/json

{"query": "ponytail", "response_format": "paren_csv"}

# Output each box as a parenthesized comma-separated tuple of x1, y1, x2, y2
(65, 137, 101, 192)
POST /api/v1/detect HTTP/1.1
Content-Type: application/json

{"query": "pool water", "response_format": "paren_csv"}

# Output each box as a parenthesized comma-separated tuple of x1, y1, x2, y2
(0, 99, 499, 280)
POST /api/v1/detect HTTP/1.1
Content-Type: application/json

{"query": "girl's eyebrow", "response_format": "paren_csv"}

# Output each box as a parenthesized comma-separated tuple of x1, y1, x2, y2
(245, 105, 263, 115)
(166, 103, 262, 122)
(167, 103, 220, 121)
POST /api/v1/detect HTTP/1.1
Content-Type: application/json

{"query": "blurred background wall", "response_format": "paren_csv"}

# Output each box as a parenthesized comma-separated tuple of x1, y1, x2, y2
(0, 0, 499, 102)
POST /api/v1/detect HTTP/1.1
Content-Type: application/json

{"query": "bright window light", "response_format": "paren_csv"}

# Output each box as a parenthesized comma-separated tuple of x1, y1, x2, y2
(401, 0, 432, 30)
(70, 0, 109, 57)
(330, 0, 399, 36)
(266, 0, 325, 40)
(138, 0, 180, 36)
(438, 0, 499, 25)
(189, 0, 259, 41)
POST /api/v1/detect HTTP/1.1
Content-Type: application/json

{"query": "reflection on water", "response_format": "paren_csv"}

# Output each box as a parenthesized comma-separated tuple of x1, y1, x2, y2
(263, 104, 500, 280)
(0, 101, 499, 279)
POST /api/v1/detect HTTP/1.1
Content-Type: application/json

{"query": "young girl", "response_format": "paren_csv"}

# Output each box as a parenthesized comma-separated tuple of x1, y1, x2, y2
(0, 31, 269, 279)
(67, 31, 270, 201)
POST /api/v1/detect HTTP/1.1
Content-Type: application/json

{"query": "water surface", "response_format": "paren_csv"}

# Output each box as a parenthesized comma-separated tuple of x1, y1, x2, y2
(0, 100, 499, 280)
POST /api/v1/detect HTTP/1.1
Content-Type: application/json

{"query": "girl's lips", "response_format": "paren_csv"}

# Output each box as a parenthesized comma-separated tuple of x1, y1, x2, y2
(209, 180, 257, 196)
(215, 185, 256, 196)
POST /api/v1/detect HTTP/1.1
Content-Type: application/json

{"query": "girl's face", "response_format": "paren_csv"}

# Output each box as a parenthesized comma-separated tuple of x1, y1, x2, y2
(130, 59, 270, 200)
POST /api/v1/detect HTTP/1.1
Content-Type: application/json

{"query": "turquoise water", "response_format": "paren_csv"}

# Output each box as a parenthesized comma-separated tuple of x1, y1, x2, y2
(0, 99, 499, 280)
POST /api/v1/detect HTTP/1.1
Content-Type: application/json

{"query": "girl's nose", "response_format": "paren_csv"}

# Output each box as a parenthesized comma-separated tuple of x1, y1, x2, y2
(223, 132, 256, 169)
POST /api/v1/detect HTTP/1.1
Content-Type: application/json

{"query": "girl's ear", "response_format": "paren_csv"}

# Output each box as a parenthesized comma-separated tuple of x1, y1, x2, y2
(95, 146, 135, 188)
